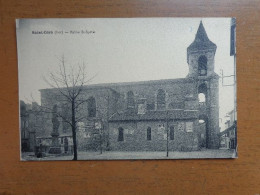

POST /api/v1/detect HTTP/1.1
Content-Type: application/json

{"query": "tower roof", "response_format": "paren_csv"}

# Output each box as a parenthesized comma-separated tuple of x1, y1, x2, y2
(187, 21, 216, 52)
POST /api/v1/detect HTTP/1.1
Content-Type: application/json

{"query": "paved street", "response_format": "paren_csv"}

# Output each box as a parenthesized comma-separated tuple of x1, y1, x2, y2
(22, 149, 236, 161)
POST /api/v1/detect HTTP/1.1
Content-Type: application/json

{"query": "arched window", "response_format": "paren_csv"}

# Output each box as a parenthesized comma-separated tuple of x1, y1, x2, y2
(118, 127, 124, 141)
(198, 83, 207, 104)
(157, 89, 166, 110)
(127, 91, 135, 108)
(198, 55, 207, 76)
(88, 97, 96, 117)
(147, 127, 151, 140)
(170, 126, 174, 140)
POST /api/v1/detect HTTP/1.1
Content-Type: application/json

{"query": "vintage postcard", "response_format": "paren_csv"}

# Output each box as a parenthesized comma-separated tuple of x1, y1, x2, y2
(16, 18, 237, 161)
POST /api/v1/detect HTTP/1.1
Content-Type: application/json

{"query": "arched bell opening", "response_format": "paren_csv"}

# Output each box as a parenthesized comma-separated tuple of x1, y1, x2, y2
(198, 55, 207, 76)
(198, 83, 207, 106)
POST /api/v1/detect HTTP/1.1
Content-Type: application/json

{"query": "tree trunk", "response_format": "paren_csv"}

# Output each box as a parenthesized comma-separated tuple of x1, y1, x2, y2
(71, 100, 78, 160)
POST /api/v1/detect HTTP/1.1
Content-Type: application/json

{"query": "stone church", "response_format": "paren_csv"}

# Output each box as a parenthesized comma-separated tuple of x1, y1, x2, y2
(40, 21, 220, 152)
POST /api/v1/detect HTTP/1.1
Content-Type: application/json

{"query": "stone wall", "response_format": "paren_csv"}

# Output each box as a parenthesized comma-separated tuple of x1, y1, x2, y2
(39, 74, 219, 151)
(110, 78, 198, 113)
(109, 119, 200, 151)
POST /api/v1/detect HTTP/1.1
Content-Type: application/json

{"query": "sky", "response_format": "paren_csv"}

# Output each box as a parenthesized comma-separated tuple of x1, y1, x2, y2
(16, 18, 235, 130)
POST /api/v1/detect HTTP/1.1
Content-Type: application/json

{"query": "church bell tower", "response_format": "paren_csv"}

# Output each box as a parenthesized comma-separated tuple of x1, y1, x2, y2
(187, 21, 220, 149)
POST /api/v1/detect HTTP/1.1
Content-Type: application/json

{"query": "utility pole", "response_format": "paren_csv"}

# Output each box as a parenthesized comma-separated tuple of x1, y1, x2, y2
(221, 18, 236, 121)
(166, 110, 169, 157)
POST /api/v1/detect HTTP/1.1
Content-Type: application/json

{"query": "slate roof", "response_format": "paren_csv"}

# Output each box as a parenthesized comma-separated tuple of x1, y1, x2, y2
(187, 21, 216, 53)
(40, 77, 194, 93)
(109, 109, 198, 122)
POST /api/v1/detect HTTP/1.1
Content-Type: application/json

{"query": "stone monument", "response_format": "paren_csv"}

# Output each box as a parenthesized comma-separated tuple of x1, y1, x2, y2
(49, 105, 62, 154)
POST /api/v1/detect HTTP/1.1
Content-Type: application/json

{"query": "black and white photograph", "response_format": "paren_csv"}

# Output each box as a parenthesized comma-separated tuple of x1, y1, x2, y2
(16, 18, 237, 161)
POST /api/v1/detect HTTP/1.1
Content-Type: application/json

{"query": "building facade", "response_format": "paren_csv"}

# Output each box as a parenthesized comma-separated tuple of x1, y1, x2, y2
(219, 110, 237, 149)
(20, 101, 39, 152)
(39, 22, 220, 152)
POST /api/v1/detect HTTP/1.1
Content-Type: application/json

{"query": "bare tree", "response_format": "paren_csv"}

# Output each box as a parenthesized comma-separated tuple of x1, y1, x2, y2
(43, 56, 95, 160)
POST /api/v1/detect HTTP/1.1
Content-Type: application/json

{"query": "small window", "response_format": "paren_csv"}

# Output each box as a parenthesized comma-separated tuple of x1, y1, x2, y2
(138, 104, 146, 114)
(170, 126, 174, 140)
(88, 97, 96, 117)
(118, 127, 124, 141)
(186, 122, 193, 132)
(147, 127, 151, 140)
(147, 103, 155, 110)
